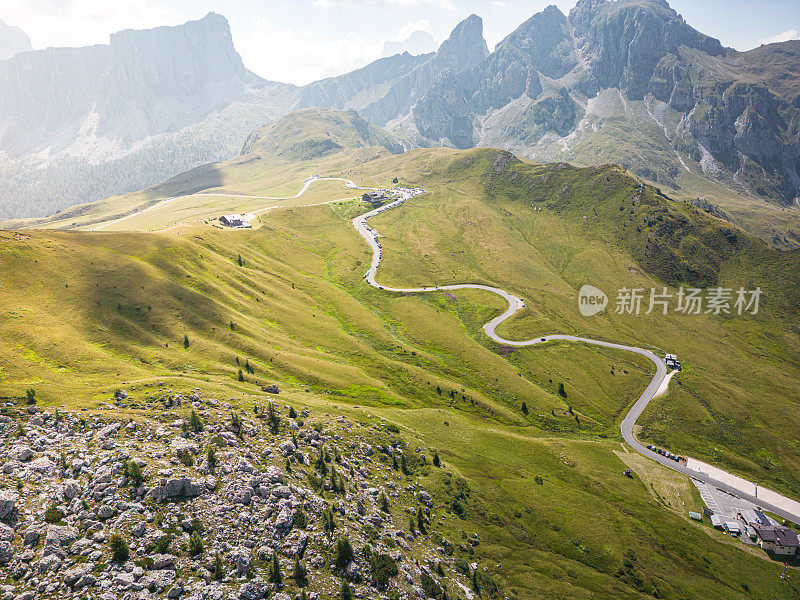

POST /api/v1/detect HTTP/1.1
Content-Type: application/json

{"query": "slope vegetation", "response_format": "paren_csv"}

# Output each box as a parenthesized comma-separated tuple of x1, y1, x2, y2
(2, 141, 800, 597)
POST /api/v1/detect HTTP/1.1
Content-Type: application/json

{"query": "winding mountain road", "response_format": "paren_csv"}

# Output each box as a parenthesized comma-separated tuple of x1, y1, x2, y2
(353, 188, 800, 525)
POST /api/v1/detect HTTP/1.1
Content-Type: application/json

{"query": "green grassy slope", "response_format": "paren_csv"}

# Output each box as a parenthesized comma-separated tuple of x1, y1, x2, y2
(2, 144, 800, 597)
(241, 107, 404, 158)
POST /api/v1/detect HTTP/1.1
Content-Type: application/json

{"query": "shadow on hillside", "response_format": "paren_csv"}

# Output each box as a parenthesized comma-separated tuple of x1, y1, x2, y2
(143, 161, 226, 199)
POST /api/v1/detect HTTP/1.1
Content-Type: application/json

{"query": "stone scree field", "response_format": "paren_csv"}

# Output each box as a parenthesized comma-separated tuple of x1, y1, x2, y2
(0, 391, 477, 600)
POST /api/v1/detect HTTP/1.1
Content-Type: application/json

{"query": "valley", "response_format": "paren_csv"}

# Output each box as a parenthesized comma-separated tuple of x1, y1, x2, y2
(2, 110, 800, 597)
(2, 1, 800, 596)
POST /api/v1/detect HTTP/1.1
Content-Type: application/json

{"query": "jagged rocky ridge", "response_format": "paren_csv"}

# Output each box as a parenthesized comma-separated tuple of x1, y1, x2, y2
(3, 1, 800, 222)
(407, 0, 800, 205)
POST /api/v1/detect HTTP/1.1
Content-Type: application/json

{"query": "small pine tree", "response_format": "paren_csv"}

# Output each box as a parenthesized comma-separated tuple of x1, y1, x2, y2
(288, 406, 297, 419)
(330, 467, 340, 494)
(25, 388, 36, 405)
(323, 508, 336, 532)
(521, 402, 528, 415)
(392, 454, 399, 470)
(214, 552, 224, 581)
(230, 412, 242, 436)
(269, 553, 282, 587)
(401, 453, 409, 475)
(237, 369, 245, 382)
(189, 531, 204, 556)
(237, 254, 244, 267)
(409, 515, 416, 535)
(315, 453, 328, 476)
(128, 461, 144, 487)
(417, 507, 426, 534)
(44, 503, 63, 523)
(206, 445, 217, 470)
(294, 508, 307, 529)
(432, 452, 440, 467)
(341, 579, 353, 600)
(293, 557, 308, 587)
(108, 533, 130, 563)
(379, 492, 390, 513)
(188, 409, 204, 433)
(183, 334, 190, 349)
(436, 385, 442, 395)
(334, 538, 354, 571)
(267, 402, 279, 433)
(558, 382, 567, 398)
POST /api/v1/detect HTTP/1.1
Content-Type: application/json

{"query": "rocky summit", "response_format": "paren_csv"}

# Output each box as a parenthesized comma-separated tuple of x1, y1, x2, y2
(409, 0, 800, 208)
(0, 395, 476, 600)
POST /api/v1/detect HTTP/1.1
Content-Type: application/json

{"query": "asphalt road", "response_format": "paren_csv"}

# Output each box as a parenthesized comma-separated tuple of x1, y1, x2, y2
(92, 176, 361, 232)
(353, 188, 800, 526)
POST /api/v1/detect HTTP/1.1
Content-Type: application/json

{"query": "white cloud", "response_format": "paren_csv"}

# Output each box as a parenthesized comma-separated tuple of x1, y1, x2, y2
(758, 29, 799, 45)
(239, 17, 383, 85)
(1, 0, 181, 49)
(396, 18, 431, 41)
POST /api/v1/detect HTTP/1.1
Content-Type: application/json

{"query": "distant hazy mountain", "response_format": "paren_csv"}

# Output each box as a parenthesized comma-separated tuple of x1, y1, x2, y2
(382, 30, 436, 58)
(0, 13, 290, 220)
(0, 12, 490, 221)
(3, 1, 799, 234)
(0, 19, 31, 61)
(292, 14, 489, 128)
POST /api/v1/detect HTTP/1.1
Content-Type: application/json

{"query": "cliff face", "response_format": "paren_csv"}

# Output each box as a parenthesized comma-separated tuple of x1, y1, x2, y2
(0, 12, 254, 157)
(0, 19, 32, 61)
(407, 0, 800, 206)
(291, 14, 489, 128)
(0, 13, 293, 222)
(360, 14, 489, 126)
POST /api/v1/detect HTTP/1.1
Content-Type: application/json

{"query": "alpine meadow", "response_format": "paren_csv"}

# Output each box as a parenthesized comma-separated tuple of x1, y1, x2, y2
(1, 2, 800, 600)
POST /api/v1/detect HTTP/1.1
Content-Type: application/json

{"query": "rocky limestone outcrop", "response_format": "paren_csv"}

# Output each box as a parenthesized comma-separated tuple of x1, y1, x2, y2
(408, 0, 800, 205)
(0, 395, 476, 599)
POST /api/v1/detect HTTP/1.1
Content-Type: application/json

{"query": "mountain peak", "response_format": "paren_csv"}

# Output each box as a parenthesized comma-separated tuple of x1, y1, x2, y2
(436, 14, 489, 64)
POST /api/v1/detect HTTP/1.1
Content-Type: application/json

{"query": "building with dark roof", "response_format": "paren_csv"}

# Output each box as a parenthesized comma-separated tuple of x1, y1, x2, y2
(754, 525, 799, 555)
(219, 214, 252, 228)
(362, 192, 386, 207)
(774, 527, 800, 555)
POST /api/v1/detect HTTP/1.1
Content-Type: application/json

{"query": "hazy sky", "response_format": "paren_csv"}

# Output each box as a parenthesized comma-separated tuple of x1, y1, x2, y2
(2, 0, 799, 85)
